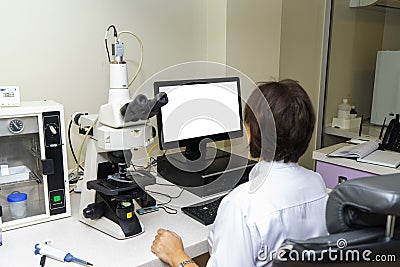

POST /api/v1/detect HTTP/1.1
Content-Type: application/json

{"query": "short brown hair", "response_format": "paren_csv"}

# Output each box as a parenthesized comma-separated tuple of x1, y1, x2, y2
(244, 79, 315, 163)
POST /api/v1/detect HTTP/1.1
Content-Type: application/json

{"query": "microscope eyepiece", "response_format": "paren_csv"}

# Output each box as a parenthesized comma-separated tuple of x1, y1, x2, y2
(120, 93, 168, 122)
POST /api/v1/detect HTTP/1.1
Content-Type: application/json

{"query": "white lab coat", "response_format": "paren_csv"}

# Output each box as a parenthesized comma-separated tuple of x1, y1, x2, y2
(206, 160, 328, 267)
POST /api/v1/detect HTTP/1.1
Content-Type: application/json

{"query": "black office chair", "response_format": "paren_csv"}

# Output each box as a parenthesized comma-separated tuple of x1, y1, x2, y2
(272, 173, 400, 266)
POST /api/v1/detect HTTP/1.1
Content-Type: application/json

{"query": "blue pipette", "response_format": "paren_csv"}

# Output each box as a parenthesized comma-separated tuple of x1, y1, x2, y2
(34, 241, 93, 266)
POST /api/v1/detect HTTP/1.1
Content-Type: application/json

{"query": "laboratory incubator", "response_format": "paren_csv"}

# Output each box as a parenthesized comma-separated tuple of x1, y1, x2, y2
(0, 101, 70, 231)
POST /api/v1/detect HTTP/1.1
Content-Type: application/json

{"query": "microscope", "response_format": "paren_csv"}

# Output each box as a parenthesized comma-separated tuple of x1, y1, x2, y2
(75, 25, 167, 239)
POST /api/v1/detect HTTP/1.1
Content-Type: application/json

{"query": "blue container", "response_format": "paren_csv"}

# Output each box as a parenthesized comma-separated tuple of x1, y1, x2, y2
(7, 192, 27, 202)
(7, 192, 27, 219)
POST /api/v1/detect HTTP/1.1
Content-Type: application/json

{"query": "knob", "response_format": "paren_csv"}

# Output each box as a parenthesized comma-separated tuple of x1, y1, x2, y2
(83, 203, 104, 220)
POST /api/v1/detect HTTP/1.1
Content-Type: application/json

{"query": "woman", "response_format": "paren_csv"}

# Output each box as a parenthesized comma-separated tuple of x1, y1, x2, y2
(151, 79, 328, 267)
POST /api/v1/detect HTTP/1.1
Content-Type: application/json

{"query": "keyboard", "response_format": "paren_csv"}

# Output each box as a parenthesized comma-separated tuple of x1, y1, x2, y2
(181, 196, 224, 225)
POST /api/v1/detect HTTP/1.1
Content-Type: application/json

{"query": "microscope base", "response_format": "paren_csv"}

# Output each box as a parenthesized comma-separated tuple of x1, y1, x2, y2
(79, 216, 144, 240)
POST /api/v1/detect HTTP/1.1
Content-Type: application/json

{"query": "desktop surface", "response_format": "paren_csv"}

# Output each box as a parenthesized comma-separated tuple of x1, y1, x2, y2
(0, 148, 257, 266)
(0, 186, 212, 267)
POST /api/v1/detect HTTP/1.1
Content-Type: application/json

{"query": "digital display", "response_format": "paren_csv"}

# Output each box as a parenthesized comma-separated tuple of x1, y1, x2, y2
(159, 81, 241, 143)
(3, 92, 14, 98)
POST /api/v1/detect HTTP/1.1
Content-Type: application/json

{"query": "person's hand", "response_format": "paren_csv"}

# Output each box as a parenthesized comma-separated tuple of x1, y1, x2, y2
(151, 228, 193, 267)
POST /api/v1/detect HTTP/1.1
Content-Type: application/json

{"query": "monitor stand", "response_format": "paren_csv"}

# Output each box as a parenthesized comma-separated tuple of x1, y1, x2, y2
(156, 148, 257, 197)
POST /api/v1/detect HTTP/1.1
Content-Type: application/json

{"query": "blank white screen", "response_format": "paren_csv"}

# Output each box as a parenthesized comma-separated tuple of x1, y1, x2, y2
(159, 81, 241, 143)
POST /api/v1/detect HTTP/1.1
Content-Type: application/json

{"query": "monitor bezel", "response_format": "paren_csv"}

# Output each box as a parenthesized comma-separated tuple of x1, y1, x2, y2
(154, 76, 243, 151)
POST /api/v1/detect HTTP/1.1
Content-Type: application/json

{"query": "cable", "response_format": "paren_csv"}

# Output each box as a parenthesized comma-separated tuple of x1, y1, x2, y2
(145, 186, 184, 215)
(145, 190, 173, 205)
(74, 117, 99, 182)
(67, 120, 84, 171)
(144, 144, 165, 170)
(117, 30, 144, 87)
(159, 206, 178, 214)
(145, 143, 159, 169)
(148, 157, 158, 168)
(104, 26, 144, 88)
(40, 255, 46, 267)
(147, 187, 185, 201)
(146, 190, 177, 214)
(148, 143, 159, 158)
(104, 25, 117, 63)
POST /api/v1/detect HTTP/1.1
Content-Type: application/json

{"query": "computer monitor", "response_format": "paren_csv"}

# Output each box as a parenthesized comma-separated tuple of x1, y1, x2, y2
(154, 77, 243, 161)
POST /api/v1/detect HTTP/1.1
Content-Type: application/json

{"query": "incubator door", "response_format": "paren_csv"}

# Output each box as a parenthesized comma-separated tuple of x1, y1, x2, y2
(0, 116, 47, 223)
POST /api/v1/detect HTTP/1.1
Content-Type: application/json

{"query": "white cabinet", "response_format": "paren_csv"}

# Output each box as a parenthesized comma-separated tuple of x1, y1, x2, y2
(313, 143, 400, 188)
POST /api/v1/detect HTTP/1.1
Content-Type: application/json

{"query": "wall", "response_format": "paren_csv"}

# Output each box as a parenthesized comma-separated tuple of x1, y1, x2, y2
(207, 0, 227, 64)
(0, 1, 297, 170)
(218, 0, 282, 158)
(382, 10, 400, 49)
(206, 0, 283, 98)
(226, 0, 282, 96)
(279, 0, 327, 169)
(0, 0, 208, 168)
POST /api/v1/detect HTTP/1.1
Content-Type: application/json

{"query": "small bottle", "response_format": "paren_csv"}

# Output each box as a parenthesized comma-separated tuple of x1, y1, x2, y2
(338, 99, 351, 119)
(350, 106, 357, 119)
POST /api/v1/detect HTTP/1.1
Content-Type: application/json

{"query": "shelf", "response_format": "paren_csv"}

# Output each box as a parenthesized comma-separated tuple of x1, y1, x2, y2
(324, 123, 383, 140)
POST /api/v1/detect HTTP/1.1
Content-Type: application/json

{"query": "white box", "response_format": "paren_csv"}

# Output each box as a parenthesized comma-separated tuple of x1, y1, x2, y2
(0, 86, 20, 107)
(332, 117, 362, 129)
(0, 165, 30, 185)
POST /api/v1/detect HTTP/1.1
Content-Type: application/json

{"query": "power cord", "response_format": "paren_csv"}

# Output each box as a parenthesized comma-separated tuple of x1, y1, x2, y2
(159, 206, 178, 214)
(145, 142, 159, 169)
(146, 186, 185, 215)
(67, 120, 84, 172)
(73, 117, 99, 184)
(117, 30, 143, 87)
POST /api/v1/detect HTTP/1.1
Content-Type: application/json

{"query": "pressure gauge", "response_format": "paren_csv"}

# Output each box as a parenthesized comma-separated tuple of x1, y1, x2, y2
(8, 118, 24, 133)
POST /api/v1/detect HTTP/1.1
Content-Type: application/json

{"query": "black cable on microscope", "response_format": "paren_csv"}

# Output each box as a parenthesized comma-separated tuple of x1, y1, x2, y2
(68, 120, 84, 171)
(105, 25, 117, 63)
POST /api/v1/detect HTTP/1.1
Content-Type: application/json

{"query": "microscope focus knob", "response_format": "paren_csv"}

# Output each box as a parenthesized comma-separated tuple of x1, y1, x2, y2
(83, 203, 105, 220)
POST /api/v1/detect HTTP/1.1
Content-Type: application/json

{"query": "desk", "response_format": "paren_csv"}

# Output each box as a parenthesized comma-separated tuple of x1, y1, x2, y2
(0, 177, 212, 267)
(313, 143, 400, 189)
